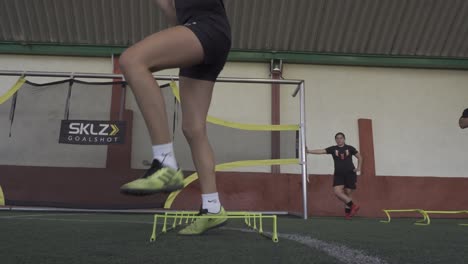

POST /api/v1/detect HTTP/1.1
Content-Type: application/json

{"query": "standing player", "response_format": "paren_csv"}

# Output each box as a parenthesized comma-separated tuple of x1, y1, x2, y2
(307, 132, 362, 220)
(118, 0, 231, 235)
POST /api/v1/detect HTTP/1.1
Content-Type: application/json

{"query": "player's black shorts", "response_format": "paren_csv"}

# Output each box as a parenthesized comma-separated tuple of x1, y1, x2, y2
(179, 13, 231, 82)
(333, 172, 357, 189)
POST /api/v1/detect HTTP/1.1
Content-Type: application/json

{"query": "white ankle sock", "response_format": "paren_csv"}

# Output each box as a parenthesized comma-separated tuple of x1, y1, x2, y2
(202, 192, 221, 214)
(152, 142, 178, 170)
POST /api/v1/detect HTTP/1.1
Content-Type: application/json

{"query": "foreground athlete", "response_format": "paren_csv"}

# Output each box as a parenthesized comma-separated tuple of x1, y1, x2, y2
(119, 0, 231, 235)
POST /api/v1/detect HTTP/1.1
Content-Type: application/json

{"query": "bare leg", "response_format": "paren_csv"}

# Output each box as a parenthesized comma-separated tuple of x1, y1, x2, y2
(334, 185, 352, 204)
(344, 188, 353, 208)
(179, 77, 217, 194)
(119, 26, 204, 145)
(176, 77, 228, 235)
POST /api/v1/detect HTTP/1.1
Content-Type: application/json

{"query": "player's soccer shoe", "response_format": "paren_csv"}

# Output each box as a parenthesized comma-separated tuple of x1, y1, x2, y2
(345, 213, 352, 220)
(350, 204, 360, 217)
(178, 207, 228, 235)
(120, 159, 184, 195)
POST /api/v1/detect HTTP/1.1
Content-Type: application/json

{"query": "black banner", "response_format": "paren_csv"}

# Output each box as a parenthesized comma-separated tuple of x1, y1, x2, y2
(59, 120, 126, 145)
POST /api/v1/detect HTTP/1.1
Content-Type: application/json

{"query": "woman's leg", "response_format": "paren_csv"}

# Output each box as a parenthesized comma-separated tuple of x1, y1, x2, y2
(179, 76, 218, 198)
(177, 76, 228, 236)
(344, 188, 353, 216)
(334, 185, 352, 204)
(344, 188, 353, 201)
(119, 26, 204, 145)
(119, 26, 205, 195)
(344, 187, 360, 216)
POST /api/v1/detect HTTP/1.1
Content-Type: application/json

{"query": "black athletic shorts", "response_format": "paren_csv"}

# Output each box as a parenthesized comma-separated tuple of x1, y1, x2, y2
(179, 14, 231, 82)
(333, 172, 357, 189)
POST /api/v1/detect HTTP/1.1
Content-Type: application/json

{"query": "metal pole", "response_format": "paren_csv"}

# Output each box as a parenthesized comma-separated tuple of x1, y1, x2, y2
(299, 82, 308, 220)
(0, 70, 303, 85)
(64, 79, 74, 120)
(118, 83, 126, 121)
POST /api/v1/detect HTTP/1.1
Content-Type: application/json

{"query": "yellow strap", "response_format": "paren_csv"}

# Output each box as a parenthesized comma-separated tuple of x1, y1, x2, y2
(424, 210, 468, 214)
(0, 77, 26, 105)
(213, 158, 299, 171)
(169, 81, 299, 131)
(383, 209, 424, 213)
(164, 158, 299, 209)
(0, 185, 5, 206)
(207, 116, 299, 131)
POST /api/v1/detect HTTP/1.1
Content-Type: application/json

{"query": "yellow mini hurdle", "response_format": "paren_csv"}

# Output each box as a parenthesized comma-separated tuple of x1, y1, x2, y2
(150, 211, 279, 243)
(380, 209, 429, 225)
(381, 209, 468, 226)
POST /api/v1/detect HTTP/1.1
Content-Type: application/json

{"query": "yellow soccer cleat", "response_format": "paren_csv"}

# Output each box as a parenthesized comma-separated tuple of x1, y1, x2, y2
(120, 159, 184, 195)
(178, 207, 228, 235)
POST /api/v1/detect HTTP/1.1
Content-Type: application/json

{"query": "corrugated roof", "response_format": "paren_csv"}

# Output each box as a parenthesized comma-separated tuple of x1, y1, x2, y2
(1, 0, 467, 58)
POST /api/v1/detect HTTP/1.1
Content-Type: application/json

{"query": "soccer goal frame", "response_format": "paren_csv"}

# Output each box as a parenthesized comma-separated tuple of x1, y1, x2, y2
(0, 70, 309, 219)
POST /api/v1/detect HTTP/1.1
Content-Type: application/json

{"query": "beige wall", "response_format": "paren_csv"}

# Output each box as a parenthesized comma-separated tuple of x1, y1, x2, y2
(0, 54, 112, 168)
(1, 54, 467, 178)
(282, 64, 468, 177)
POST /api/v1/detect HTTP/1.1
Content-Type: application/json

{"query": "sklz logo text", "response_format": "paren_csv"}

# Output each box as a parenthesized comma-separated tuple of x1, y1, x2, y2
(68, 123, 120, 136)
(59, 120, 126, 145)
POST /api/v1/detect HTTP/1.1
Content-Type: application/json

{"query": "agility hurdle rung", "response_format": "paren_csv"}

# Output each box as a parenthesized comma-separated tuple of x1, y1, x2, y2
(150, 211, 279, 243)
(381, 209, 468, 226)
(380, 209, 428, 225)
(424, 210, 468, 226)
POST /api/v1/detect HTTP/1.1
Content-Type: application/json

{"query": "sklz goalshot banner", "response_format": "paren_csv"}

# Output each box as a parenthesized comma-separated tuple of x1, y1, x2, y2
(59, 120, 126, 145)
